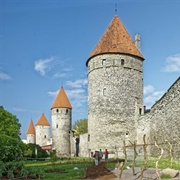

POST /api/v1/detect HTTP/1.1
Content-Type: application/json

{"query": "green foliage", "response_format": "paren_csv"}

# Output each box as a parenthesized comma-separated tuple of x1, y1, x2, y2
(24, 148, 33, 157)
(7, 169, 14, 180)
(0, 161, 6, 178)
(23, 143, 49, 158)
(0, 161, 44, 179)
(50, 150, 57, 170)
(160, 174, 172, 179)
(0, 135, 23, 162)
(72, 118, 88, 136)
(26, 158, 93, 180)
(0, 106, 21, 138)
(0, 106, 22, 162)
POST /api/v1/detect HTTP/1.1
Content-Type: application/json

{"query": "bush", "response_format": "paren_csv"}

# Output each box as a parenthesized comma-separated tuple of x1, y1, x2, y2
(23, 143, 49, 158)
(0, 161, 44, 179)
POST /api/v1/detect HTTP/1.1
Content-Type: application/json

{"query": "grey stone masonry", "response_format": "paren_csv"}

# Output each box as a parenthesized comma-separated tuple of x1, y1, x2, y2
(87, 53, 144, 152)
(137, 77, 180, 158)
(26, 134, 35, 144)
(51, 107, 72, 157)
(35, 125, 50, 146)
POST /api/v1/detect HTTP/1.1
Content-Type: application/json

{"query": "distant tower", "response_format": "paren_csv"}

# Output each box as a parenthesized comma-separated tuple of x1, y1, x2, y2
(26, 119, 35, 144)
(35, 113, 50, 146)
(86, 16, 145, 151)
(51, 87, 72, 157)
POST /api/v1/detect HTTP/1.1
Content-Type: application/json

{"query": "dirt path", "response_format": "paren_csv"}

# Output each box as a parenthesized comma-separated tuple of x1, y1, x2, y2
(82, 162, 180, 180)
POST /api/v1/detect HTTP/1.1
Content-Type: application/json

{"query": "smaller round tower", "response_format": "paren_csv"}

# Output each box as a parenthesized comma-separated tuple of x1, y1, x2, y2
(26, 119, 35, 144)
(35, 113, 50, 146)
(51, 87, 72, 157)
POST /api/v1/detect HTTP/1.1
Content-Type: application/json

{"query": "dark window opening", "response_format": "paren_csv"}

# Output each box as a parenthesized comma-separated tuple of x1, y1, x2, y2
(56, 109, 59, 113)
(44, 135, 46, 138)
(88, 134, 90, 141)
(121, 59, 124, 65)
(66, 109, 68, 114)
(139, 108, 142, 115)
(56, 124, 58, 128)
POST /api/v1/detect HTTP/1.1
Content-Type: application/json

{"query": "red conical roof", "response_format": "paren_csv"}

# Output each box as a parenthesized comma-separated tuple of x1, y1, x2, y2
(26, 119, 35, 135)
(36, 113, 50, 126)
(86, 16, 144, 66)
(51, 87, 72, 109)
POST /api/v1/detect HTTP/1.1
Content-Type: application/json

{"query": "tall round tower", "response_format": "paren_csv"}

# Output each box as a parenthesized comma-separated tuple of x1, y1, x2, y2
(86, 16, 145, 151)
(51, 87, 72, 157)
(26, 119, 35, 144)
(35, 113, 50, 146)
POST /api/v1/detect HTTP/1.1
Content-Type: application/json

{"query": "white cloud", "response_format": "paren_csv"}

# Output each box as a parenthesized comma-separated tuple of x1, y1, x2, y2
(143, 85, 154, 95)
(66, 79, 87, 88)
(34, 57, 54, 76)
(144, 85, 164, 109)
(52, 72, 66, 79)
(163, 54, 180, 72)
(47, 90, 59, 97)
(34, 56, 74, 78)
(0, 72, 11, 80)
(48, 78, 87, 108)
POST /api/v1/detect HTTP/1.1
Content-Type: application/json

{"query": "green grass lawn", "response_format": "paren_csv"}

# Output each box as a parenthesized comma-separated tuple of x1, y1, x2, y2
(25, 158, 94, 180)
(24, 157, 180, 179)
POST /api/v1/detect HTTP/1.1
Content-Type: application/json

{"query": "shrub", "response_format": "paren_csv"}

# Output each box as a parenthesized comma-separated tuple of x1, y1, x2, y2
(0, 161, 44, 179)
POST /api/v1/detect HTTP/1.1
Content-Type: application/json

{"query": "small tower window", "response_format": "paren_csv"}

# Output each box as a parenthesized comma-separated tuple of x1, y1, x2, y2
(102, 59, 106, 65)
(88, 134, 90, 141)
(93, 62, 95, 69)
(66, 109, 68, 114)
(56, 124, 58, 128)
(56, 109, 59, 113)
(139, 108, 142, 115)
(103, 87, 106, 96)
(121, 59, 124, 65)
(44, 135, 46, 138)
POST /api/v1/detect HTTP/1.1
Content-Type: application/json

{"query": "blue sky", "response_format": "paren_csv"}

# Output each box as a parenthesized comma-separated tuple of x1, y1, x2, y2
(1, 0, 180, 139)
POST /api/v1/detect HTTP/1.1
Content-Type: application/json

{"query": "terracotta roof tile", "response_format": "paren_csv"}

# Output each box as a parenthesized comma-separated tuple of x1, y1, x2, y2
(86, 16, 144, 66)
(36, 113, 50, 126)
(51, 87, 72, 109)
(26, 120, 35, 135)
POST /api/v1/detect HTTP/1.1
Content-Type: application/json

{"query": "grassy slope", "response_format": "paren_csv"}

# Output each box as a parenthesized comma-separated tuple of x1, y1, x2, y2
(25, 157, 180, 179)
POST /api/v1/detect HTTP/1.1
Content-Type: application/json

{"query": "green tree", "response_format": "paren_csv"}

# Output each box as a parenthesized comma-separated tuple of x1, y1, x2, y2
(23, 143, 49, 158)
(72, 118, 88, 136)
(0, 106, 22, 162)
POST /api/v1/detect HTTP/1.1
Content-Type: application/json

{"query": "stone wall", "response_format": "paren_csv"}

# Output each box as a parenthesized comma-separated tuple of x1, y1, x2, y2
(35, 125, 50, 146)
(87, 53, 144, 153)
(26, 134, 35, 144)
(79, 133, 89, 157)
(51, 107, 72, 157)
(137, 77, 180, 158)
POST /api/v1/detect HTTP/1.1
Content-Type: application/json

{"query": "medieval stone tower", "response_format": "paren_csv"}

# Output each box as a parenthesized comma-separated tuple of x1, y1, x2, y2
(35, 113, 51, 146)
(26, 119, 36, 144)
(86, 15, 145, 151)
(51, 87, 72, 156)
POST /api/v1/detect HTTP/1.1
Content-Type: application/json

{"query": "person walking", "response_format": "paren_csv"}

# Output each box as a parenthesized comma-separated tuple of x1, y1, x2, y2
(99, 149, 103, 163)
(94, 150, 99, 165)
(104, 149, 109, 162)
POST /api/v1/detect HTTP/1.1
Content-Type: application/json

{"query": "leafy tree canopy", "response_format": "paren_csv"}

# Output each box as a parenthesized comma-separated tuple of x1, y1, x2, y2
(72, 118, 88, 136)
(0, 106, 21, 138)
(23, 143, 49, 158)
(0, 106, 22, 162)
